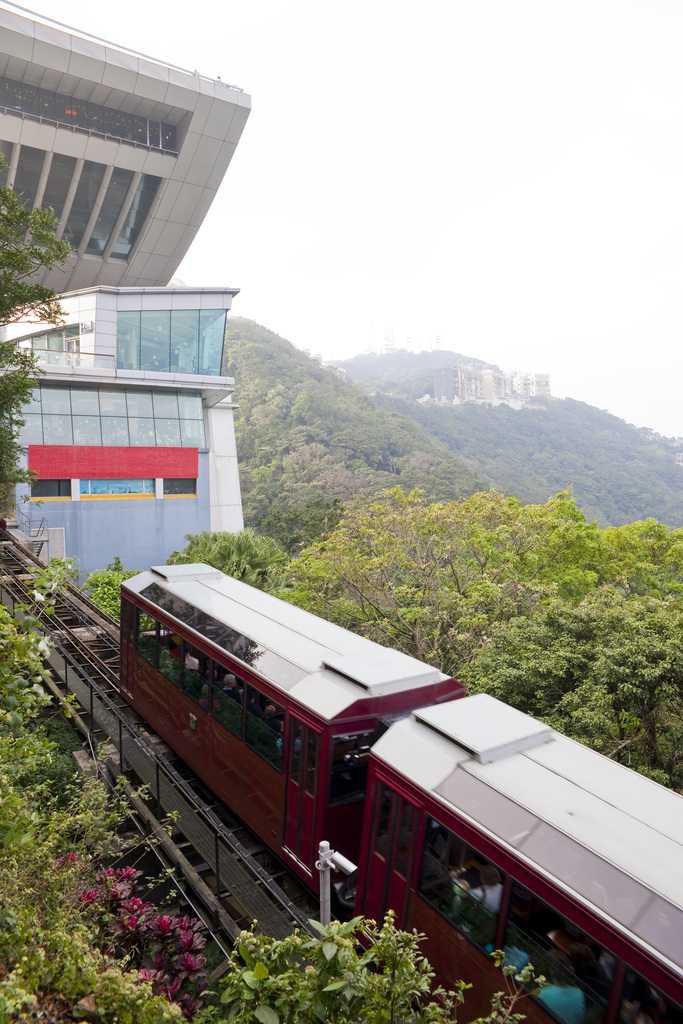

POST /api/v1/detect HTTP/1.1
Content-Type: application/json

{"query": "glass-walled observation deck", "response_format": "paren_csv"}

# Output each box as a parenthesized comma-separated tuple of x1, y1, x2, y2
(117, 309, 227, 375)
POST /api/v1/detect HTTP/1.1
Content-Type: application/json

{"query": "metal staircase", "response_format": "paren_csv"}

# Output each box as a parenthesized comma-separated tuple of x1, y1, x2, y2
(11, 508, 49, 561)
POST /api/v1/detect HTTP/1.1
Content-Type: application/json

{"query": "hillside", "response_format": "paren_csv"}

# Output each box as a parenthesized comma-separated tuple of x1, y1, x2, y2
(348, 353, 683, 526)
(222, 319, 490, 543)
(225, 323, 683, 533)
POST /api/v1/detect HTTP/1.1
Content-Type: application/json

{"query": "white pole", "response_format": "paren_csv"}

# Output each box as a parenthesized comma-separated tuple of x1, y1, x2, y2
(316, 840, 332, 926)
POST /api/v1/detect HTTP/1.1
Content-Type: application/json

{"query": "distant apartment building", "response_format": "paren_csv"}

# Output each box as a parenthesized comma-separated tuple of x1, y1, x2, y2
(433, 366, 551, 407)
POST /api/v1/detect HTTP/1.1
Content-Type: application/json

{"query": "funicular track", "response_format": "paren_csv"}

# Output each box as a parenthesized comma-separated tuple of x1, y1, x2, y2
(0, 530, 315, 949)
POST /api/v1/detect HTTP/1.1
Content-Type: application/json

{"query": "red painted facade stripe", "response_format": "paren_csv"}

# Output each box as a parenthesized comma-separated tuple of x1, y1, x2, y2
(28, 446, 198, 479)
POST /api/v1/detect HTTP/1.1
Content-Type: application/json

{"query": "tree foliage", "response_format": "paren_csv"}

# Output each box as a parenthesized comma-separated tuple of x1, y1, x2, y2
(464, 588, 683, 787)
(288, 490, 683, 788)
(84, 557, 140, 620)
(288, 488, 598, 673)
(208, 913, 533, 1024)
(167, 528, 288, 592)
(0, 173, 71, 513)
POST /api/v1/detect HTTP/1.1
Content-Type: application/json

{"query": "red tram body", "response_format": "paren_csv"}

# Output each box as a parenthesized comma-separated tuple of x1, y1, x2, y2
(357, 696, 683, 1023)
(120, 564, 463, 888)
(120, 565, 683, 1024)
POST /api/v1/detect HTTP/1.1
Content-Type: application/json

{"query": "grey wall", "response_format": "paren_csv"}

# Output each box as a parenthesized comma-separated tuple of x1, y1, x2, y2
(26, 452, 211, 576)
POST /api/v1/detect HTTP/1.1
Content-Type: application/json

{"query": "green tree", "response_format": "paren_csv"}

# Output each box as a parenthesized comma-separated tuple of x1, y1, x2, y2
(463, 588, 683, 788)
(258, 496, 343, 555)
(0, 174, 71, 513)
(167, 528, 287, 592)
(83, 557, 140, 620)
(288, 488, 599, 674)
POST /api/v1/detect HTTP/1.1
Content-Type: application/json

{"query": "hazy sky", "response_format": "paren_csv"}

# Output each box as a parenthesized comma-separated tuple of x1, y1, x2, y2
(31, 0, 683, 437)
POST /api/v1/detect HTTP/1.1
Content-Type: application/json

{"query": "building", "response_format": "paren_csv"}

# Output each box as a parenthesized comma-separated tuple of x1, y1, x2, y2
(0, 3, 251, 574)
(433, 365, 551, 407)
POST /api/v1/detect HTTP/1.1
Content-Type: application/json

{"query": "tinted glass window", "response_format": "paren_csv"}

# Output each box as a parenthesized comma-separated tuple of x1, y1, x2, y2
(245, 684, 284, 771)
(164, 478, 196, 495)
(211, 667, 245, 738)
(504, 881, 612, 1024)
(31, 479, 71, 498)
(135, 609, 157, 665)
(138, 581, 307, 689)
(418, 815, 504, 953)
(619, 969, 683, 1024)
(181, 641, 206, 704)
(157, 626, 181, 687)
(329, 732, 373, 805)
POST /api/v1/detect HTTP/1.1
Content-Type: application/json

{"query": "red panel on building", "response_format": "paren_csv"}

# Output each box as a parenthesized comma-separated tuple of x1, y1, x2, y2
(28, 447, 198, 479)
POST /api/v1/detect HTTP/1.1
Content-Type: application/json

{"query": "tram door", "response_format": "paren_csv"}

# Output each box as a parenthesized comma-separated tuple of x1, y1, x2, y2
(364, 785, 418, 925)
(284, 718, 320, 874)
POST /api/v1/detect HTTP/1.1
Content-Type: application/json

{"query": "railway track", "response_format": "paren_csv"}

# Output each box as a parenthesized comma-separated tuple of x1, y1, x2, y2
(0, 529, 317, 949)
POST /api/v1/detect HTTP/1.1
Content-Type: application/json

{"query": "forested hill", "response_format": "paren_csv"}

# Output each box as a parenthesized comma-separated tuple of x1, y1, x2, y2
(369, 394, 683, 526)
(222, 319, 490, 538)
(225, 320, 683, 533)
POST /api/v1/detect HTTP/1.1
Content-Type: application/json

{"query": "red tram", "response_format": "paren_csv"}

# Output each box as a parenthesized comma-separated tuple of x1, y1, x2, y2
(120, 565, 683, 1024)
(357, 695, 683, 1023)
(120, 563, 463, 886)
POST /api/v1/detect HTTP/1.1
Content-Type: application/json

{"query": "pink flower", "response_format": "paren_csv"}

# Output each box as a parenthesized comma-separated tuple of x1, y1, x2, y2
(178, 929, 206, 952)
(175, 952, 206, 978)
(80, 889, 99, 903)
(152, 915, 174, 936)
(116, 866, 141, 880)
(162, 978, 182, 1000)
(138, 969, 160, 982)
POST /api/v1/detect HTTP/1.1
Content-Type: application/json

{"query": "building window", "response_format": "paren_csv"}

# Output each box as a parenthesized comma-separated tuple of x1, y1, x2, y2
(31, 479, 71, 499)
(110, 174, 161, 259)
(0, 75, 180, 154)
(19, 386, 206, 448)
(163, 479, 197, 496)
(79, 479, 155, 497)
(116, 310, 226, 376)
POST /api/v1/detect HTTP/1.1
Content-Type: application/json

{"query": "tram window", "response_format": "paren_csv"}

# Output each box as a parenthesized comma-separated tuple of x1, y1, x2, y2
(372, 785, 392, 859)
(211, 667, 244, 738)
(245, 684, 284, 771)
(394, 801, 415, 878)
(135, 609, 157, 665)
(290, 720, 302, 783)
(620, 968, 683, 1024)
(305, 730, 317, 796)
(504, 881, 612, 1024)
(157, 627, 181, 687)
(417, 815, 504, 952)
(181, 641, 205, 705)
(329, 731, 373, 805)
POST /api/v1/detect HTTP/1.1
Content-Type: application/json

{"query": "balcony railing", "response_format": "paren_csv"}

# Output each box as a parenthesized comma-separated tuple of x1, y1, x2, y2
(32, 349, 115, 370)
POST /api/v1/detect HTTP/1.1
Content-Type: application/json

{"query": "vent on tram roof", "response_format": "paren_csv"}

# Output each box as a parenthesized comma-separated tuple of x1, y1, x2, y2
(414, 694, 553, 763)
(150, 563, 224, 584)
(323, 653, 440, 691)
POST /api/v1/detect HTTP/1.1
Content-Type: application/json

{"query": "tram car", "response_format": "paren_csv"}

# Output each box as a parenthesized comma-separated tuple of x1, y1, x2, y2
(356, 694, 683, 1023)
(119, 563, 463, 886)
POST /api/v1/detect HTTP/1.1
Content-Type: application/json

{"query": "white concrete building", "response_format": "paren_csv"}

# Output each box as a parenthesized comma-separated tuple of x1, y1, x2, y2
(0, 3, 251, 573)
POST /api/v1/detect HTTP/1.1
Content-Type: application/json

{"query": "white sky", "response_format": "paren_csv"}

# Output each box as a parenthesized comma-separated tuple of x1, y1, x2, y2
(31, 0, 683, 437)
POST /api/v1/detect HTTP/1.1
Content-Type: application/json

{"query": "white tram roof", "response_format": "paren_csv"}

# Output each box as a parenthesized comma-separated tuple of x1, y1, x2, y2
(374, 694, 683, 974)
(123, 565, 449, 719)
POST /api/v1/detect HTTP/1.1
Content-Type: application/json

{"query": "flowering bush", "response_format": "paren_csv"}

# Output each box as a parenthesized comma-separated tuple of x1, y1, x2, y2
(77, 865, 209, 1017)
